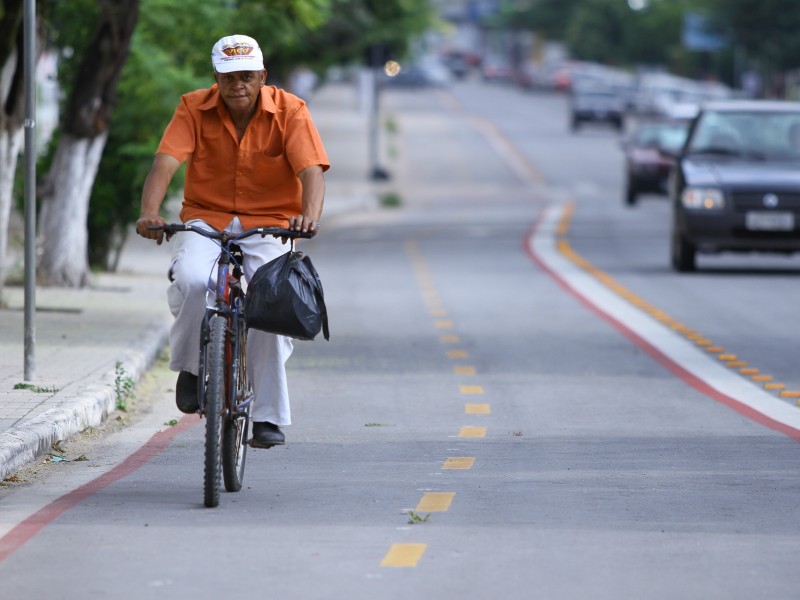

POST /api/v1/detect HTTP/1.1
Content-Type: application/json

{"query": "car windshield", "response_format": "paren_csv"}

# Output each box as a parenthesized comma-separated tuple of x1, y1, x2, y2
(687, 109, 800, 159)
(633, 122, 688, 151)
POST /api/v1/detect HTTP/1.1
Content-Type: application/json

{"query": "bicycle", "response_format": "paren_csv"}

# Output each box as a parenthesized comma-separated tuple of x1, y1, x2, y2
(150, 223, 314, 508)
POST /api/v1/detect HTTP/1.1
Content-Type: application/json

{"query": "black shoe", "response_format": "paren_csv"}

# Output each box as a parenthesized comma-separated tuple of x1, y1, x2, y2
(175, 371, 199, 414)
(251, 422, 285, 448)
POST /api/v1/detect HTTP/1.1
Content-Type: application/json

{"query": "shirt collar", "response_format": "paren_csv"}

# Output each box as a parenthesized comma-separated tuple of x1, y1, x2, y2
(199, 84, 278, 114)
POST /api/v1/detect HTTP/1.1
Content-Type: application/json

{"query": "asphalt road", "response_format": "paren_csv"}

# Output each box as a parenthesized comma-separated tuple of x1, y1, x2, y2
(2, 80, 800, 599)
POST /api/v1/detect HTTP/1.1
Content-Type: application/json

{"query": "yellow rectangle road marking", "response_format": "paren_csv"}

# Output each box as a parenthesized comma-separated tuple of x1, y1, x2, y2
(752, 375, 773, 382)
(726, 361, 747, 367)
(442, 457, 476, 469)
(465, 403, 491, 414)
(453, 366, 476, 376)
(447, 350, 468, 359)
(459, 385, 484, 395)
(430, 309, 448, 317)
(740, 368, 759, 375)
(765, 383, 786, 390)
(718, 354, 737, 361)
(780, 391, 800, 398)
(415, 492, 455, 512)
(435, 320, 454, 329)
(381, 544, 427, 567)
(459, 426, 486, 438)
(440, 335, 460, 343)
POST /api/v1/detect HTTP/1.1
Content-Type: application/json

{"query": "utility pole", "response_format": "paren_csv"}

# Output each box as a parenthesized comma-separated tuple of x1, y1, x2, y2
(23, 0, 36, 381)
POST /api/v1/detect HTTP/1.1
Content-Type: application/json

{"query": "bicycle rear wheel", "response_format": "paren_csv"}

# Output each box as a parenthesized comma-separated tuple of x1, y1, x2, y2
(223, 321, 251, 492)
(203, 314, 227, 508)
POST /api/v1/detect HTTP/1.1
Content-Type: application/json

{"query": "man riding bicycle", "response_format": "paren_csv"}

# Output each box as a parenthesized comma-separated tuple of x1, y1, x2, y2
(135, 34, 329, 448)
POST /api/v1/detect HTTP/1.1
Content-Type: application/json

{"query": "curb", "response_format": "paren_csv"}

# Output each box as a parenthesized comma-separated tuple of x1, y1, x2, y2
(0, 321, 170, 481)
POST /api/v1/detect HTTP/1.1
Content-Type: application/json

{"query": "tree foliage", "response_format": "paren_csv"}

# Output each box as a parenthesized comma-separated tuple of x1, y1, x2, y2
(82, 0, 434, 269)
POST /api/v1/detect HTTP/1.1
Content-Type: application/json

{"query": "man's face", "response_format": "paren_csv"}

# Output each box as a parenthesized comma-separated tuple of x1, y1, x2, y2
(215, 69, 266, 113)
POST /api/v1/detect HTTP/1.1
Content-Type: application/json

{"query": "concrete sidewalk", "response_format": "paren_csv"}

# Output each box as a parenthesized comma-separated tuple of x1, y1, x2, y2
(0, 82, 382, 480)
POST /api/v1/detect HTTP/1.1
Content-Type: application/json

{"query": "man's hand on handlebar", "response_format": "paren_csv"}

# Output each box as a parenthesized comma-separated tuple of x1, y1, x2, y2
(285, 214, 319, 244)
(136, 215, 168, 245)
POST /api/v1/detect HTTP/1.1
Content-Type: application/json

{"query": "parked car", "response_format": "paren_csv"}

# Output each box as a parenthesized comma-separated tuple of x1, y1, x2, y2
(569, 86, 625, 131)
(622, 118, 690, 205)
(669, 100, 800, 271)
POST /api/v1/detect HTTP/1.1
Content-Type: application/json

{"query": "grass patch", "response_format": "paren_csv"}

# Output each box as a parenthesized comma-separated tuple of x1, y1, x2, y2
(13, 382, 58, 394)
(379, 192, 402, 208)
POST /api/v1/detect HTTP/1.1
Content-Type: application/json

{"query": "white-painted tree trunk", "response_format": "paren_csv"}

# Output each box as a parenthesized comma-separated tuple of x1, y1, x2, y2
(0, 126, 22, 290)
(38, 132, 109, 287)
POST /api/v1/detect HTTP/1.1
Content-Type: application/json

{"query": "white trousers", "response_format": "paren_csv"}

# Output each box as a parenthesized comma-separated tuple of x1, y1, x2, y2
(167, 218, 294, 426)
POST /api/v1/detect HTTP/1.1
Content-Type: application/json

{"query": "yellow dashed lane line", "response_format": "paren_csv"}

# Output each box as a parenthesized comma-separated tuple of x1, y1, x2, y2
(416, 492, 456, 512)
(459, 385, 484, 395)
(381, 544, 427, 568)
(443, 457, 476, 469)
(555, 202, 800, 404)
(459, 426, 487, 438)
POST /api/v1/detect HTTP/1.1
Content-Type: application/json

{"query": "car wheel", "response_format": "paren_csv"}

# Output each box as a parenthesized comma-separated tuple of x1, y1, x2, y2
(670, 227, 696, 272)
(625, 181, 638, 206)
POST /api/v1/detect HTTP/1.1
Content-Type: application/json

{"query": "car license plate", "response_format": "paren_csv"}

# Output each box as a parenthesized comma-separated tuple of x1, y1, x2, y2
(745, 211, 795, 231)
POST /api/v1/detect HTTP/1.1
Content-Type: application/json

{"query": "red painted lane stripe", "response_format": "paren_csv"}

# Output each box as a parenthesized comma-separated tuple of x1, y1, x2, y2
(0, 414, 199, 563)
(523, 209, 800, 443)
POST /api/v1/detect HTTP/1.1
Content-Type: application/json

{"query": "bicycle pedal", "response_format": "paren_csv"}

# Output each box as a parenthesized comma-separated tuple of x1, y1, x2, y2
(248, 438, 281, 449)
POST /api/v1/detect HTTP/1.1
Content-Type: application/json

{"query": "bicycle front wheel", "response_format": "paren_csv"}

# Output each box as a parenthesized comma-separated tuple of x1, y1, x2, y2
(203, 314, 227, 508)
(223, 321, 251, 492)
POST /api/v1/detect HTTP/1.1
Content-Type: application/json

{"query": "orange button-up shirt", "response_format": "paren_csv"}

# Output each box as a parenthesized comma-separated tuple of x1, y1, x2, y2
(157, 84, 330, 230)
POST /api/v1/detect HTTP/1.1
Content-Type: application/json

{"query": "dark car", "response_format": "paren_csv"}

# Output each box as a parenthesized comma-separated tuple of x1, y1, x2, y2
(569, 87, 625, 131)
(670, 100, 800, 271)
(622, 118, 690, 205)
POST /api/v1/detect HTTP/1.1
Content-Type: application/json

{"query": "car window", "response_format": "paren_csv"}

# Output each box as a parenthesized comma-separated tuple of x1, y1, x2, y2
(633, 123, 687, 150)
(690, 110, 800, 158)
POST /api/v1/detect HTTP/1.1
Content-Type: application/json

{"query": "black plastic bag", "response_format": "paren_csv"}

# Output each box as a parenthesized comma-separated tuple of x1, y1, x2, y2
(245, 251, 329, 341)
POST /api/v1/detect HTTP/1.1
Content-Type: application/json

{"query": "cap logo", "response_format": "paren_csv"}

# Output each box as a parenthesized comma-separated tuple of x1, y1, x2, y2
(763, 193, 779, 208)
(222, 43, 254, 57)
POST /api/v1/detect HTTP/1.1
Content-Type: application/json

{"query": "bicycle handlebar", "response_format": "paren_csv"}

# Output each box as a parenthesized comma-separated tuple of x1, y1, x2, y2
(148, 223, 316, 241)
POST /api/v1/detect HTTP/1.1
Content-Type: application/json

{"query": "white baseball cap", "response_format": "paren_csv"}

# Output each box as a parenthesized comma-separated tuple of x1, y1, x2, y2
(211, 35, 264, 73)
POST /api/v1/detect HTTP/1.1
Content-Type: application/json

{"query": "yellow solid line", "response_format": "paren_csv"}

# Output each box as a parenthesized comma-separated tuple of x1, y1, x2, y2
(459, 426, 486, 438)
(453, 366, 476, 376)
(465, 403, 491, 414)
(459, 385, 484, 395)
(435, 320, 454, 329)
(442, 457, 476, 470)
(415, 492, 455, 512)
(439, 335, 460, 344)
(381, 544, 427, 568)
(447, 350, 468, 359)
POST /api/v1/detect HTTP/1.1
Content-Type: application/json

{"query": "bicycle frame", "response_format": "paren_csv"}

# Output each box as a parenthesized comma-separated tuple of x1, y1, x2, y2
(197, 237, 253, 422)
(149, 222, 315, 506)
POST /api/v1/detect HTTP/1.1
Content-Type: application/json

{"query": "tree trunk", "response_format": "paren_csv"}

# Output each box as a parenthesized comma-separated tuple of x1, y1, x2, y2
(0, 127, 23, 288)
(37, 133, 108, 287)
(38, 0, 139, 288)
(0, 0, 25, 299)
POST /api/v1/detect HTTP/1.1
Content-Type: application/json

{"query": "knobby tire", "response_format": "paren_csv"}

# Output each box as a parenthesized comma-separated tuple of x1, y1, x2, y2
(203, 314, 227, 508)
